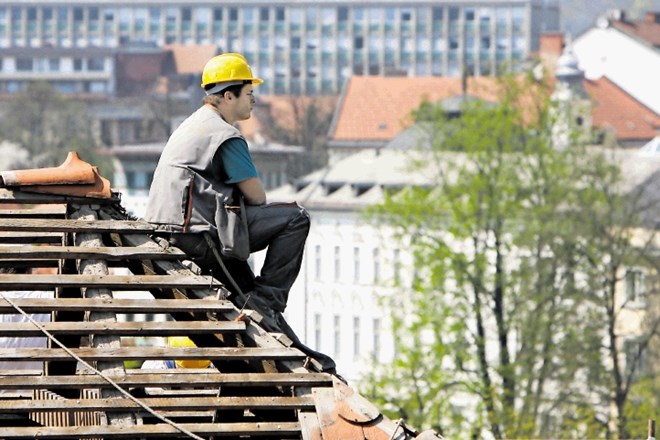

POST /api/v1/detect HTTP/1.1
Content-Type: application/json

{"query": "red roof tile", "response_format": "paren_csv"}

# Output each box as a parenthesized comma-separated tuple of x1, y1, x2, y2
(164, 44, 220, 75)
(585, 77, 659, 141)
(611, 13, 660, 47)
(330, 76, 508, 142)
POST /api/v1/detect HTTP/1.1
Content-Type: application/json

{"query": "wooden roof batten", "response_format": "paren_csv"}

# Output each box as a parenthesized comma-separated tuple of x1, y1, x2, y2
(0, 153, 443, 439)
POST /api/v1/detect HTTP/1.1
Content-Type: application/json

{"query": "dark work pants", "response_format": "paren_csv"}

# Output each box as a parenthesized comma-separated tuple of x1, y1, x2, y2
(171, 201, 310, 313)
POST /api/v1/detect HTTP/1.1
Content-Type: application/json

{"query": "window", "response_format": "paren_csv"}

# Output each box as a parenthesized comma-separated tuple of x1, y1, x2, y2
(260, 7, 269, 21)
(353, 317, 360, 359)
(354, 36, 364, 49)
(314, 314, 322, 350)
(334, 246, 341, 281)
(337, 7, 348, 22)
(88, 57, 104, 71)
(393, 249, 401, 284)
(228, 8, 238, 21)
(625, 268, 646, 304)
(624, 338, 648, 378)
(16, 58, 33, 71)
(353, 247, 360, 283)
(73, 7, 84, 21)
(432, 7, 444, 21)
(182, 7, 191, 22)
(373, 248, 380, 283)
(213, 8, 223, 21)
(275, 7, 285, 22)
(333, 315, 341, 358)
(372, 318, 381, 360)
(73, 58, 83, 71)
(314, 244, 322, 280)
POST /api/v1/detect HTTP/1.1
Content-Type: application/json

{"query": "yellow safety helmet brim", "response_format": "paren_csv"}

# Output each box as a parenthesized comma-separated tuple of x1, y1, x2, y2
(201, 53, 263, 89)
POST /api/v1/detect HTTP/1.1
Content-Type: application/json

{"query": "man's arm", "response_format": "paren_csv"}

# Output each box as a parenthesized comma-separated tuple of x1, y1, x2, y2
(237, 177, 266, 205)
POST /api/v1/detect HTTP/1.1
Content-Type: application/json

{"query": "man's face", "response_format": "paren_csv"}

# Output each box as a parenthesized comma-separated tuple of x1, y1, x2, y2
(233, 84, 255, 121)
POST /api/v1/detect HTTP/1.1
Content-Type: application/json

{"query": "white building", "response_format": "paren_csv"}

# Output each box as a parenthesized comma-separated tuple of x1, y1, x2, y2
(572, 10, 660, 115)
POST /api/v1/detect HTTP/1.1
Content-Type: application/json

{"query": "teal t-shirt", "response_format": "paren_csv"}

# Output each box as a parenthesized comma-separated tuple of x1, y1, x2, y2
(212, 137, 259, 184)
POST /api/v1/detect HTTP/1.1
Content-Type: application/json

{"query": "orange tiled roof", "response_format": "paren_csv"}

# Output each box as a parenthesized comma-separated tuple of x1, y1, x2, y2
(164, 44, 220, 75)
(611, 13, 660, 47)
(330, 76, 502, 142)
(585, 76, 660, 141)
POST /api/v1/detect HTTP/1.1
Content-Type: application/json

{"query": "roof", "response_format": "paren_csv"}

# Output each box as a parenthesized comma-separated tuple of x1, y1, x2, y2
(585, 76, 660, 142)
(164, 44, 220, 75)
(610, 12, 660, 47)
(328, 76, 502, 145)
(270, 139, 660, 214)
(0, 155, 439, 439)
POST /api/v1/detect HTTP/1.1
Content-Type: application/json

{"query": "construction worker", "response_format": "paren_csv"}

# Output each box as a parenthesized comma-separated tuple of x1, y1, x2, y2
(145, 53, 336, 373)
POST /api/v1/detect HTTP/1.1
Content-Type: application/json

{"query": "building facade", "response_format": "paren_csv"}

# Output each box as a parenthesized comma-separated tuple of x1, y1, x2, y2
(0, 0, 559, 96)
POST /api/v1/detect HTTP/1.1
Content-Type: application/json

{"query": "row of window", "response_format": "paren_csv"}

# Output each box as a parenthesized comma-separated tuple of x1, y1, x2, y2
(3, 56, 106, 73)
(0, 79, 109, 94)
(313, 244, 403, 285)
(314, 314, 382, 362)
(0, 5, 525, 27)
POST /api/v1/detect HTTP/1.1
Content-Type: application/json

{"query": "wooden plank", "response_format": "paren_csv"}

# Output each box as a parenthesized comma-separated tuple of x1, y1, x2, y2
(0, 274, 215, 290)
(0, 188, 118, 205)
(0, 245, 186, 260)
(0, 372, 333, 389)
(0, 206, 67, 218)
(299, 411, 324, 440)
(0, 346, 305, 361)
(0, 231, 64, 244)
(0, 421, 301, 438)
(0, 218, 154, 233)
(0, 297, 232, 313)
(0, 298, 228, 315)
(0, 396, 315, 412)
(0, 320, 246, 336)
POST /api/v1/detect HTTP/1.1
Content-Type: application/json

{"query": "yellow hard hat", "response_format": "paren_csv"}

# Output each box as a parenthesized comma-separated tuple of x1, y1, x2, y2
(201, 53, 264, 90)
(167, 336, 211, 369)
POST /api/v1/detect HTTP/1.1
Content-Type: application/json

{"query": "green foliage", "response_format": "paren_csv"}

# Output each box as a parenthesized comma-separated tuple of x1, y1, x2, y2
(0, 82, 111, 175)
(363, 73, 658, 439)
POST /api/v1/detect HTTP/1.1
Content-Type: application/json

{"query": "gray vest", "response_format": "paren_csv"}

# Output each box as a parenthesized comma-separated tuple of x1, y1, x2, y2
(145, 105, 242, 233)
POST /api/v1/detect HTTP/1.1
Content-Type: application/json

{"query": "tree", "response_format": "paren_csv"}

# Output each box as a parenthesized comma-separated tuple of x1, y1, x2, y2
(0, 82, 111, 176)
(263, 96, 333, 177)
(363, 74, 659, 439)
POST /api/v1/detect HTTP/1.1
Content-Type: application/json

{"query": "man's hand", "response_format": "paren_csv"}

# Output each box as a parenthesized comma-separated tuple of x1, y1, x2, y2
(237, 177, 266, 205)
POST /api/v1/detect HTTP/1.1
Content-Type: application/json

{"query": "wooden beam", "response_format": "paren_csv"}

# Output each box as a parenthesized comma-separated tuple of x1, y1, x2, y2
(0, 297, 232, 313)
(0, 320, 246, 336)
(0, 372, 333, 389)
(0, 245, 186, 260)
(0, 274, 216, 290)
(0, 346, 306, 361)
(0, 218, 153, 233)
(0, 188, 118, 205)
(0, 396, 315, 412)
(0, 422, 301, 438)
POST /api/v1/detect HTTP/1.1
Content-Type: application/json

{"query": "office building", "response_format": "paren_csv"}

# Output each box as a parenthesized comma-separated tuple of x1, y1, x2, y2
(0, 0, 559, 96)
